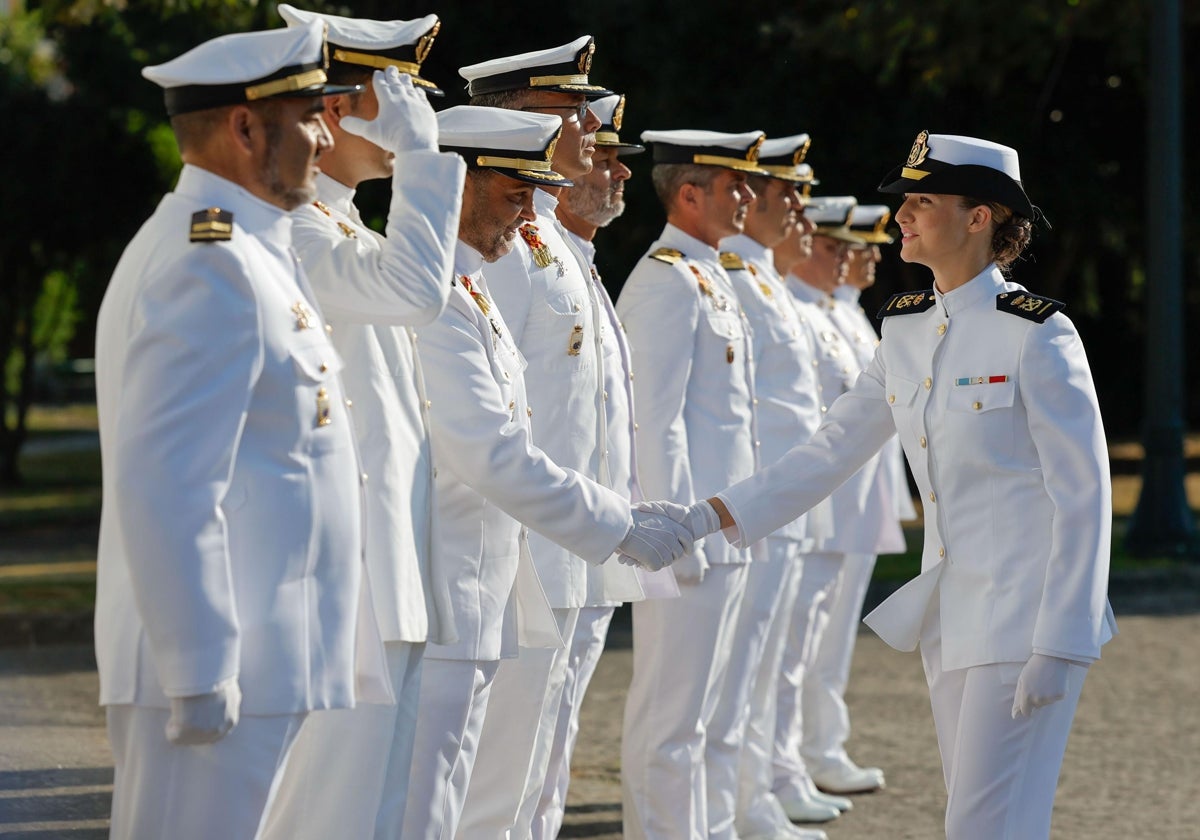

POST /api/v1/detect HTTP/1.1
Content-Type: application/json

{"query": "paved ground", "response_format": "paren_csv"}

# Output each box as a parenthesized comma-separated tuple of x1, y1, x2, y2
(1, 602, 1197, 839)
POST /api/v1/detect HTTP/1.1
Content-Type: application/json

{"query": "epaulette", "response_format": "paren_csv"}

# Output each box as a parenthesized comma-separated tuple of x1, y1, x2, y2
(877, 290, 935, 318)
(648, 247, 683, 265)
(190, 207, 233, 243)
(719, 251, 747, 271)
(996, 291, 1065, 324)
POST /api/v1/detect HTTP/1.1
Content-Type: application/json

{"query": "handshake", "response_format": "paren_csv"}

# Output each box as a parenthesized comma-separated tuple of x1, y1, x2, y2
(614, 499, 723, 573)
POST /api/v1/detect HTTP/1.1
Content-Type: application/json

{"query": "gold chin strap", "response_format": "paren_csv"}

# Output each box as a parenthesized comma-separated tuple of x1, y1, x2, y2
(529, 73, 589, 87)
(692, 154, 766, 173)
(901, 167, 931, 180)
(245, 68, 327, 101)
(331, 49, 422, 76)
(476, 155, 553, 172)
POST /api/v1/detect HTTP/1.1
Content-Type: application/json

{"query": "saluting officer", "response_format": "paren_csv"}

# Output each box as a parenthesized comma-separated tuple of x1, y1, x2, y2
(712, 132, 832, 840)
(260, 8, 466, 840)
(95, 22, 392, 839)
(655, 132, 1117, 840)
(401, 106, 691, 840)
(616, 129, 764, 840)
(454, 38, 620, 839)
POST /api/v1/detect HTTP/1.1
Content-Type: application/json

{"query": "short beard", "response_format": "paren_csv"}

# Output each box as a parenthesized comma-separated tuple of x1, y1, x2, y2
(260, 114, 316, 210)
(564, 180, 625, 228)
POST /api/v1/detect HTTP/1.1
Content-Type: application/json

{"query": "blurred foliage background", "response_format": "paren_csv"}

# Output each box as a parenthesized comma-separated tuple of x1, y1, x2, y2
(1, 0, 1198, 483)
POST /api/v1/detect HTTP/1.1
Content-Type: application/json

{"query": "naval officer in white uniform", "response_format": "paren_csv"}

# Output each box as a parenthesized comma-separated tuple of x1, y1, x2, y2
(401, 106, 692, 840)
(617, 129, 764, 840)
(655, 131, 1117, 840)
(260, 9, 466, 840)
(712, 132, 832, 840)
(453, 39, 622, 838)
(95, 22, 392, 839)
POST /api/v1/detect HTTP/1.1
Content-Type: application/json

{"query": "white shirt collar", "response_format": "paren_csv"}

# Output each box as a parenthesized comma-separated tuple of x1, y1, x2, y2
(935, 263, 1005, 316)
(454, 238, 485, 276)
(660, 222, 718, 261)
(315, 171, 357, 215)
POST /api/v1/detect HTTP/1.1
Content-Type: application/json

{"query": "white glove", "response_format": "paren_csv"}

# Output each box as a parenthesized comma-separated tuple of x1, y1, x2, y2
(339, 66, 438, 154)
(669, 545, 710, 586)
(165, 678, 241, 745)
(636, 499, 722, 542)
(1011, 653, 1071, 718)
(616, 508, 695, 572)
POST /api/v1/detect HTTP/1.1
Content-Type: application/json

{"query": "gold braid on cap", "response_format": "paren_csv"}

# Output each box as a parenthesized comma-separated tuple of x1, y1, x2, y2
(901, 130, 931, 180)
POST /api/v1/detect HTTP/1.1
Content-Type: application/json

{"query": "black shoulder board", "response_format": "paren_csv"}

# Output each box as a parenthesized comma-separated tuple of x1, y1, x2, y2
(190, 207, 233, 243)
(648, 247, 684, 264)
(719, 251, 747, 271)
(996, 291, 1065, 324)
(877, 290, 936, 318)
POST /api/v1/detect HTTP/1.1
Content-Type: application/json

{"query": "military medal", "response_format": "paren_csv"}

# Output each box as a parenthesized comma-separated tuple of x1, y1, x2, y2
(291, 301, 313, 330)
(316, 387, 332, 427)
(518, 224, 563, 276)
(955, 375, 1009, 386)
(460, 275, 491, 315)
(688, 264, 714, 298)
(567, 324, 584, 356)
(726, 344, 735, 363)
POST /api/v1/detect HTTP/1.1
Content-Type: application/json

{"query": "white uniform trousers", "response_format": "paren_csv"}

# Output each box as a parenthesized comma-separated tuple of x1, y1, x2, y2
(706, 542, 798, 839)
(801, 552, 877, 773)
(735, 541, 809, 837)
(401, 658, 500, 840)
(533, 604, 616, 839)
(772, 551, 842, 800)
(457, 606, 578, 840)
(107, 704, 305, 840)
(921, 602, 1086, 840)
(621, 563, 749, 840)
(260, 641, 423, 840)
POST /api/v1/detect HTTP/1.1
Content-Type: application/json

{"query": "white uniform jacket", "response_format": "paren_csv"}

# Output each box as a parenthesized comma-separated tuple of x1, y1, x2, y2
(719, 234, 826, 546)
(417, 242, 633, 662)
(565, 230, 658, 605)
(295, 158, 465, 646)
(832, 283, 919, 530)
(786, 276, 888, 554)
(617, 224, 758, 569)
(485, 191, 608, 608)
(719, 265, 1116, 669)
(95, 165, 389, 715)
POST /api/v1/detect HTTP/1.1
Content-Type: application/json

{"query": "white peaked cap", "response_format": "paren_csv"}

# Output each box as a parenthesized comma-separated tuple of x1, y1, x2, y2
(459, 35, 612, 98)
(437, 105, 573, 186)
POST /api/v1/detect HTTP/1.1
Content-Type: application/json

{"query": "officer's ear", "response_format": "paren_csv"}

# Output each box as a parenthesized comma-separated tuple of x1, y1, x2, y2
(226, 104, 257, 158)
(965, 203, 993, 234)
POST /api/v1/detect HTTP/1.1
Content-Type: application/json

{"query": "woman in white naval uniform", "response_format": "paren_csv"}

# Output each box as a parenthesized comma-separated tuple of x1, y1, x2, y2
(663, 132, 1117, 839)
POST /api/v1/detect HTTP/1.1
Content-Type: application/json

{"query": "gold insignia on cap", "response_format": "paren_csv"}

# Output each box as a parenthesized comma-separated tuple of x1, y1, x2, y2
(578, 40, 595, 74)
(794, 137, 812, 165)
(189, 207, 233, 243)
(746, 135, 765, 163)
(612, 95, 626, 131)
(415, 19, 441, 64)
(901, 130, 932, 180)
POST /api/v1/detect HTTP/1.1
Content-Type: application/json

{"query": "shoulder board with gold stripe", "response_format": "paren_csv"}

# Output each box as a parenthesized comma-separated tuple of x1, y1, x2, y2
(995, 291, 1064, 324)
(877, 290, 935, 318)
(719, 251, 747, 271)
(647, 247, 684, 265)
(189, 207, 233, 243)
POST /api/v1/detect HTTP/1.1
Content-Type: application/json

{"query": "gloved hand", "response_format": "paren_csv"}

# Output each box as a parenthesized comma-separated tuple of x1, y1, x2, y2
(616, 508, 695, 572)
(669, 544, 710, 586)
(1011, 653, 1071, 718)
(636, 499, 722, 542)
(165, 678, 241, 745)
(339, 66, 438, 155)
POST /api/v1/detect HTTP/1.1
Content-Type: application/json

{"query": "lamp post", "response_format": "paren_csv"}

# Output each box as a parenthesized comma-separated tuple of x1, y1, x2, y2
(1126, 0, 1196, 557)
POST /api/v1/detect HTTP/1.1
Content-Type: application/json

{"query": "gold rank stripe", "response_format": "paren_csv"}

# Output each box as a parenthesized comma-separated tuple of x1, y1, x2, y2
(529, 73, 589, 87)
(901, 166, 931, 180)
(331, 49, 422, 76)
(476, 155, 553, 172)
(693, 154, 767, 173)
(245, 68, 327, 101)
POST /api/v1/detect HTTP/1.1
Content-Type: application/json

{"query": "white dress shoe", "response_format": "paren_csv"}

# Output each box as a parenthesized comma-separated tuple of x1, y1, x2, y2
(741, 828, 829, 840)
(810, 789, 853, 812)
(811, 759, 885, 794)
(776, 792, 841, 824)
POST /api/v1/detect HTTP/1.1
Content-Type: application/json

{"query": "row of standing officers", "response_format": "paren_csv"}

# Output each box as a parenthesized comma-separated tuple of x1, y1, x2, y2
(93, 7, 1112, 840)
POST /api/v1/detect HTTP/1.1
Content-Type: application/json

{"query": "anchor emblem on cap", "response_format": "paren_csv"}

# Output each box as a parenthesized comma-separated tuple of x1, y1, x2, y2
(907, 130, 930, 168)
